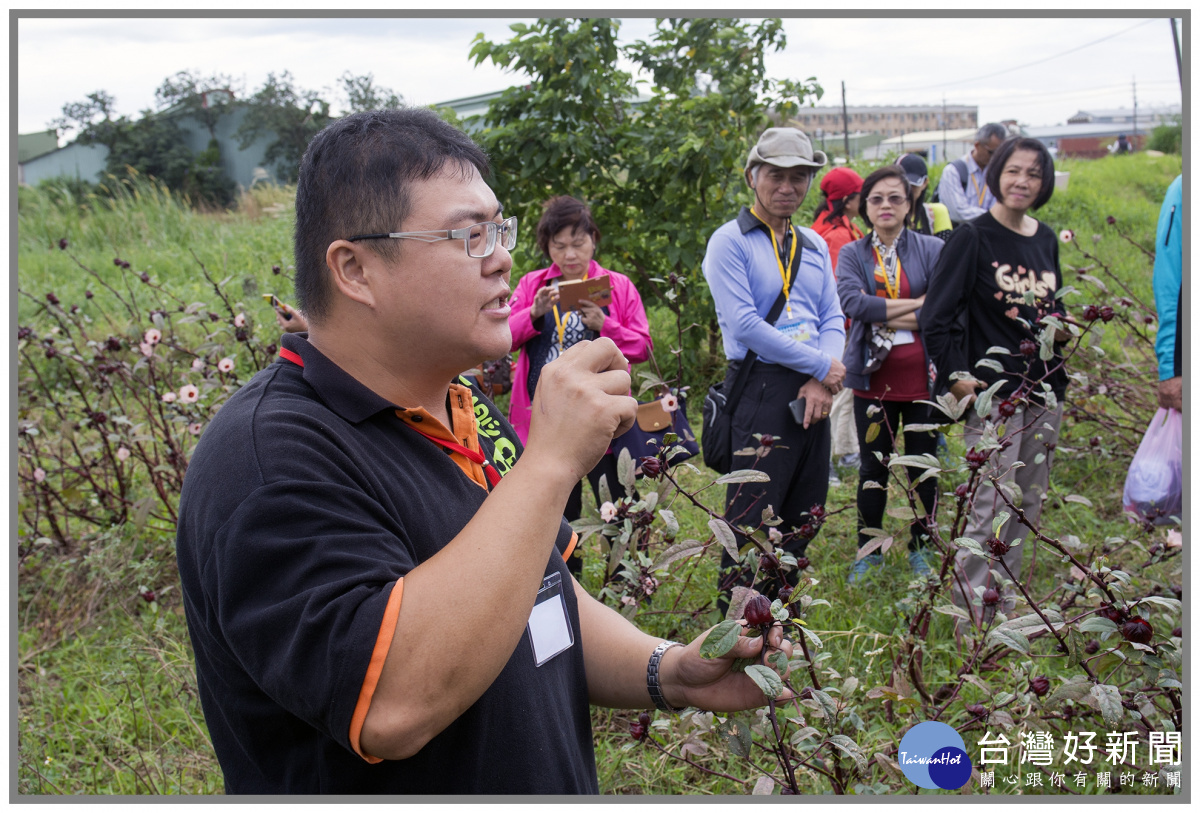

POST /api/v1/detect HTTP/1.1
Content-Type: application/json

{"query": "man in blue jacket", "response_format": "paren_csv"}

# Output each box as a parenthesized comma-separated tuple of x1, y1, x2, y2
(702, 128, 846, 601)
(1153, 174, 1182, 411)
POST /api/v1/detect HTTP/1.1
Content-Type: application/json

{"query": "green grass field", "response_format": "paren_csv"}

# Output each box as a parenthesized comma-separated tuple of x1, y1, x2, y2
(16, 152, 1182, 796)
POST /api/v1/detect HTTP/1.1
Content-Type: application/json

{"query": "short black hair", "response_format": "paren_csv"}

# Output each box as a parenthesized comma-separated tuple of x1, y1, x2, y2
(293, 108, 491, 323)
(985, 136, 1056, 211)
(858, 165, 911, 231)
(535, 196, 601, 257)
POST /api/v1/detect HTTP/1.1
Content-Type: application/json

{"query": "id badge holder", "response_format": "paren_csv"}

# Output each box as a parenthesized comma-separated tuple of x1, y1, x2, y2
(775, 316, 811, 343)
(527, 571, 574, 667)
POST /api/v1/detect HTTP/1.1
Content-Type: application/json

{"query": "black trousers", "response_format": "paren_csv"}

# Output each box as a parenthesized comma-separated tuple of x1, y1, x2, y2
(563, 452, 627, 578)
(852, 395, 938, 551)
(719, 363, 831, 604)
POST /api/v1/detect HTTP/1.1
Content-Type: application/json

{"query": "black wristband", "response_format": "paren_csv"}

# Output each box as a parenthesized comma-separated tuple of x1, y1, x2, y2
(647, 641, 685, 713)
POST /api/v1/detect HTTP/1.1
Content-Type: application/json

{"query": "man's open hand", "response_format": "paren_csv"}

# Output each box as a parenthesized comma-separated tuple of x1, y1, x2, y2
(658, 620, 795, 713)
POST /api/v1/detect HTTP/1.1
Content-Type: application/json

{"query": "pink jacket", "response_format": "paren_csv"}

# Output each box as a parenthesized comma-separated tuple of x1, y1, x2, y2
(508, 259, 652, 444)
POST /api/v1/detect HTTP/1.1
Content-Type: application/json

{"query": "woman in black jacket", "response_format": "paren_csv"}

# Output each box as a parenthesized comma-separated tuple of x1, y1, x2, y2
(918, 137, 1067, 625)
(837, 165, 945, 584)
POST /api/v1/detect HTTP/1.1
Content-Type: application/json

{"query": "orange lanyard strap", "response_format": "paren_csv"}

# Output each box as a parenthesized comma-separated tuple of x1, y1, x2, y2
(872, 245, 902, 300)
(277, 348, 500, 490)
(749, 207, 798, 317)
(551, 267, 589, 347)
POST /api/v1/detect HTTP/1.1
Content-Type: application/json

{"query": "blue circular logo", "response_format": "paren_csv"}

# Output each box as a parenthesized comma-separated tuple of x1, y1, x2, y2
(897, 721, 972, 790)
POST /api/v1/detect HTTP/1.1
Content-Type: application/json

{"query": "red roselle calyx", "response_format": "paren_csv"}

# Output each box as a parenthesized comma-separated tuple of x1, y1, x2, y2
(794, 557, 810, 571)
(986, 537, 1010, 557)
(1019, 338, 1037, 355)
(1097, 603, 1128, 624)
(982, 587, 1001, 606)
(743, 595, 773, 627)
(1121, 616, 1153, 644)
(759, 433, 775, 448)
(966, 703, 987, 716)
(639, 456, 663, 479)
(1084, 640, 1100, 654)
(998, 400, 1016, 418)
(1029, 676, 1050, 697)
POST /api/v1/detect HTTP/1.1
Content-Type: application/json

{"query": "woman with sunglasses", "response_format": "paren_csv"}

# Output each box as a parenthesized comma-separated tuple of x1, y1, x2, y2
(836, 165, 945, 583)
(920, 137, 1066, 625)
(508, 196, 652, 575)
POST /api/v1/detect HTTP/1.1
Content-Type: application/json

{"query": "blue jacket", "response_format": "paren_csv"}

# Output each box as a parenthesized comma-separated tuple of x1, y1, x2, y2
(703, 207, 845, 380)
(836, 229, 944, 392)
(1153, 175, 1182, 380)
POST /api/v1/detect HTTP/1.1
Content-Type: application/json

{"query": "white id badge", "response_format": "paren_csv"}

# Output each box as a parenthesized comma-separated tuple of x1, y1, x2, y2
(527, 571, 574, 666)
(892, 329, 915, 346)
(775, 317, 812, 343)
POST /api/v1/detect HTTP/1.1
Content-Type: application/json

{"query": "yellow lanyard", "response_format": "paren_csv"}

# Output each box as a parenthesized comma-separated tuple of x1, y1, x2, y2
(970, 171, 987, 207)
(551, 267, 589, 347)
(749, 207, 798, 317)
(872, 246, 902, 300)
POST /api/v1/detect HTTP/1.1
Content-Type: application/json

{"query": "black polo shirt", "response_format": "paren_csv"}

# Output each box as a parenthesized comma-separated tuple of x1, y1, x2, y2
(175, 333, 598, 794)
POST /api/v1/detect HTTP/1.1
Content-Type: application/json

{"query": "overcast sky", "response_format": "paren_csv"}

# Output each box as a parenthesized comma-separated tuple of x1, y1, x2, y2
(15, 13, 1185, 140)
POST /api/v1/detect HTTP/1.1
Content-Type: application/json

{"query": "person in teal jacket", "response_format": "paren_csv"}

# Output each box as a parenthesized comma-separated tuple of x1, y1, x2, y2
(1153, 174, 1182, 411)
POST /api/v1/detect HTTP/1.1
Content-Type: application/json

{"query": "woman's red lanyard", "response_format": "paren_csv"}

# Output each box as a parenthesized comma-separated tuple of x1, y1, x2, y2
(872, 246, 902, 299)
(278, 348, 501, 489)
(749, 207, 798, 318)
(552, 266, 588, 347)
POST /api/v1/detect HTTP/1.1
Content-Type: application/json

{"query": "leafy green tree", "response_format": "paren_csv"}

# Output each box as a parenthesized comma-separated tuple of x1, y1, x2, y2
(1147, 116, 1181, 154)
(338, 71, 404, 114)
(236, 71, 333, 184)
(103, 111, 195, 192)
(154, 69, 241, 140)
(50, 90, 120, 148)
(470, 18, 821, 384)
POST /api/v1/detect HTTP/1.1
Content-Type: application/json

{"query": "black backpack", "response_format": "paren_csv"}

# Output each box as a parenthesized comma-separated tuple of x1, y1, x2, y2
(930, 158, 969, 204)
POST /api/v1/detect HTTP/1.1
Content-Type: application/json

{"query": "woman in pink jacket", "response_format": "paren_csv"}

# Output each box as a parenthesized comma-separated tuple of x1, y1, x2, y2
(508, 196, 653, 574)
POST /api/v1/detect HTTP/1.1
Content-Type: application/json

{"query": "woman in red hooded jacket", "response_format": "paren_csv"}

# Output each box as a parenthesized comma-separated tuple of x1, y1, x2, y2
(812, 167, 864, 275)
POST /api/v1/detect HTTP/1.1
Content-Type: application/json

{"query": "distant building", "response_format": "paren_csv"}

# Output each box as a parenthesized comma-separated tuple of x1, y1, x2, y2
(1024, 122, 1147, 159)
(788, 104, 978, 140)
(1066, 105, 1180, 128)
(19, 104, 274, 190)
(861, 127, 979, 162)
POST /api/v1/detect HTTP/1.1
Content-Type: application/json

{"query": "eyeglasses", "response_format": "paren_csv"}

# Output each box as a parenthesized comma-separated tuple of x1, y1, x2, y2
(347, 216, 518, 259)
(866, 194, 908, 207)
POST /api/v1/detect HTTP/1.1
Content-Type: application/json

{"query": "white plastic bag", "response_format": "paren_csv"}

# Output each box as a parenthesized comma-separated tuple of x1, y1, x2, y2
(1123, 407, 1183, 525)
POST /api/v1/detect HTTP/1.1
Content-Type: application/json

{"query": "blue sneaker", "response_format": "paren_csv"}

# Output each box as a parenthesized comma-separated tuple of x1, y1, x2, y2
(848, 553, 883, 584)
(908, 548, 935, 577)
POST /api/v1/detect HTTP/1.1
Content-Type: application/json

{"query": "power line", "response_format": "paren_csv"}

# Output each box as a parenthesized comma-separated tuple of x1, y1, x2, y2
(906, 18, 1160, 91)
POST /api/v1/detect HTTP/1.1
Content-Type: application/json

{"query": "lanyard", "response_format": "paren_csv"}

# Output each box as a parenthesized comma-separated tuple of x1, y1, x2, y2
(970, 171, 987, 207)
(872, 245, 903, 300)
(277, 348, 501, 490)
(551, 266, 589, 347)
(749, 207, 798, 317)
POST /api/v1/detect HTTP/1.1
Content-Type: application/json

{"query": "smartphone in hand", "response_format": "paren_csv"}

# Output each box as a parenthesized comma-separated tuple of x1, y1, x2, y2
(263, 293, 292, 320)
(788, 397, 807, 425)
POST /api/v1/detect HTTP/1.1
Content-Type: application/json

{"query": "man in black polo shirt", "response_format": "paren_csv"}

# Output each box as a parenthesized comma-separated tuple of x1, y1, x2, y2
(175, 108, 791, 794)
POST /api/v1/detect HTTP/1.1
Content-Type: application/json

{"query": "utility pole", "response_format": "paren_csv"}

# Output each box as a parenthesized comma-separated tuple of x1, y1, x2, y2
(942, 95, 947, 160)
(841, 81, 850, 160)
(1132, 77, 1139, 148)
(1171, 18, 1183, 91)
